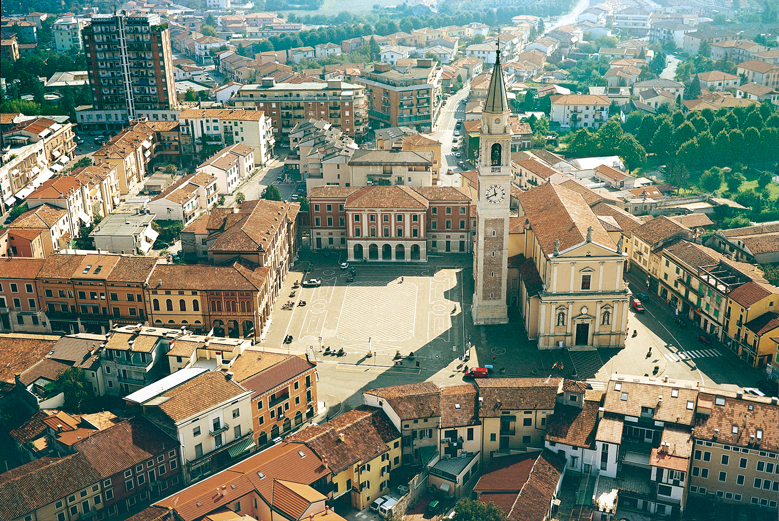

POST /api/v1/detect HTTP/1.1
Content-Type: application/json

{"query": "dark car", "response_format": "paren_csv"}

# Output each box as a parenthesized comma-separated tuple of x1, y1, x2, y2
(631, 298, 645, 313)
(757, 379, 777, 396)
(697, 335, 712, 345)
(284, 335, 293, 344)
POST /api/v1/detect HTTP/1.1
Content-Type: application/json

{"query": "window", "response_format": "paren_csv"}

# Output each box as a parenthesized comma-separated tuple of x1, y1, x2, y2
(722, 454, 730, 466)
(153, 299, 159, 311)
(232, 408, 240, 418)
(719, 471, 727, 482)
(234, 425, 242, 438)
(490, 433, 496, 441)
(193, 426, 201, 436)
(581, 274, 591, 290)
(757, 461, 765, 472)
(658, 484, 673, 496)
(126, 479, 134, 491)
(195, 443, 203, 458)
(701, 468, 709, 478)
(704, 451, 711, 462)
(522, 435, 531, 443)
(523, 418, 532, 427)
(737, 474, 745, 485)
(754, 478, 762, 488)
(179, 299, 186, 311)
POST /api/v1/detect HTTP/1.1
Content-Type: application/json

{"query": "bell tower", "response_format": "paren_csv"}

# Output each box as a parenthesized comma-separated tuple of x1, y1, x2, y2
(472, 45, 512, 325)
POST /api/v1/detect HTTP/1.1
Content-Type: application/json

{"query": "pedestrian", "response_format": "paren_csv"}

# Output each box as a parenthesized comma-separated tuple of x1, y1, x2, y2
(401, 276, 404, 283)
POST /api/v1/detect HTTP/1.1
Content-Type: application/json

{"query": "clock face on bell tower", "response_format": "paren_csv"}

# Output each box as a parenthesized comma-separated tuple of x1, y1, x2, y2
(473, 44, 511, 326)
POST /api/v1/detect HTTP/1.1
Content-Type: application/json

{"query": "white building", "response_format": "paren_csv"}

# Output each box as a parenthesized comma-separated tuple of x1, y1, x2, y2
(380, 45, 415, 65)
(315, 42, 342, 59)
(194, 36, 227, 65)
(178, 108, 274, 166)
(148, 172, 218, 225)
(550, 94, 611, 129)
(211, 82, 243, 104)
(613, 7, 651, 34)
(697, 71, 741, 91)
(53, 15, 86, 53)
(90, 212, 158, 255)
(206, 0, 230, 7)
(125, 368, 255, 483)
(466, 43, 504, 64)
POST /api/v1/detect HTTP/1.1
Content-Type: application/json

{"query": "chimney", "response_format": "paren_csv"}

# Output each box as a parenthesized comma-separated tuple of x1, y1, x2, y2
(737, 391, 743, 399)
(338, 433, 345, 442)
(714, 428, 719, 440)
(226, 372, 233, 380)
(261, 77, 276, 87)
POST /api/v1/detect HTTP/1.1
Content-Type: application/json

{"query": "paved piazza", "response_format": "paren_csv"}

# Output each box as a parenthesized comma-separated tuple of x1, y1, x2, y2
(279, 264, 465, 359)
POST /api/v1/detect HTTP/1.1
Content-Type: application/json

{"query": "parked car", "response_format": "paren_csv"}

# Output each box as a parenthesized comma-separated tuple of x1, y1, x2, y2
(465, 367, 489, 379)
(447, 169, 454, 175)
(454, 130, 460, 136)
(743, 387, 765, 397)
(370, 496, 390, 512)
(291, 194, 299, 201)
(378, 497, 398, 518)
(302, 278, 321, 287)
(426, 500, 441, 516)
(757, 379, 777, 396)
(284, 335, 293, 344)
(340, 262, 349, 270)
(697, 335, 712, 345)
(631, 298, 645, 313)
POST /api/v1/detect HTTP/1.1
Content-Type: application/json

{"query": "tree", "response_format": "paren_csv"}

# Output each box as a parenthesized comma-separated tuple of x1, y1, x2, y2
(567, 129, 598, 157)
(649, 52, 667, 75)
(700, 167, 724, 192)
(452, 499, 507, 521)
(298, 195, 309, 212)
(596, 118, 623, 152)
(619, 135, 647, 173)
(684, 76, 701, 100)
(726, 171, 745, 193)
(699, 39, 711, 58)
(663, 160, 690, 188)
(758, 171, 773, 189)
(185, 88, 197, 102)
(235, 192, 246, 204)
(652, 120, 674, 158)
(201, 25, 217, 37)
(537, 19, 545, 34)
(7, 202, 29, 223)
(264, 185, 282, 201)
(46, 367, 95, 413)
(204, 14, 217, 27)
(72, 157, 92, 169)
(523, 90, 535, 112)
(673, 121, 697, 149)
(368, 37, 380, 61)
(164, 164, 178, 174)
(609, 101, 621, 118)
(636, 115, 658, 149)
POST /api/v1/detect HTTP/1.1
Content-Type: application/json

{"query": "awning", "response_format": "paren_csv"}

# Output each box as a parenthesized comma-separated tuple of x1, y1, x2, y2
(77, 211, 90, 226)
(50, 164, 63, 172)
(34, 169, 54, 187)
(227, 437, 255, 458)
(59, 156, 69, 165)
(146, 228, 159, 243)
(31, 166, 41, 175)
(3, 196, 17, 206)
(141, 140, 151, 149)
(439, 482, 451, 492)
(16, 186, 34, 199)
(52, 149, 62, 158)
(139, 240, 154, 254)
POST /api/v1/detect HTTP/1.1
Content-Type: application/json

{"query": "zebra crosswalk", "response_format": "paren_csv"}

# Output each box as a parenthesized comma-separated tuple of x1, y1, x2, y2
(663, 348, 722, 362)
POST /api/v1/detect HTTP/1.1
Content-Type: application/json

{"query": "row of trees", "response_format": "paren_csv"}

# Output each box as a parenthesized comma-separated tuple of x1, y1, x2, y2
(565, 119, 648, 173)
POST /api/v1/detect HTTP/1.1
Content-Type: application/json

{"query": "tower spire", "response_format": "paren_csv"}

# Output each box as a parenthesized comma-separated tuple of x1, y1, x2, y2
(484, 41, 509, 115)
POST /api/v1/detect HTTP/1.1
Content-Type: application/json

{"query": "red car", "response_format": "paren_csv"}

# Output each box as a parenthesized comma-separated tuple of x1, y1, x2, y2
(697, 335, 712, 345)
(465, 367, 489, 379)
(631, 298, 645, 313)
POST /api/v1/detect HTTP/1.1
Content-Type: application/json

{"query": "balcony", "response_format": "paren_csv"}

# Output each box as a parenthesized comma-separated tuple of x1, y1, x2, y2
(117, 373, 147, 385)
(210, 422, 230, 436)
(500, 428, 515, 436)
(269, 394, 289, 408)
(368, 109, 391, 122)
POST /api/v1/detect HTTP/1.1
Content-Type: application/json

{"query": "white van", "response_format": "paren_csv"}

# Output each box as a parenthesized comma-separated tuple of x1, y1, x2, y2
(378, 497, 398, 518)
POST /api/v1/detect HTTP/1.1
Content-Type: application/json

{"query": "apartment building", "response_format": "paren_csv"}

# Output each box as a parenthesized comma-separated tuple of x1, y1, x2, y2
(357, 59, 442, 133)
(725, 281, 779, 369)
(284, 119, 357, 189)
(698, 71, 741, 91)
(196, 144, 254, 194)
(233, 79, 367, 139)
(550, 95, 611, 129)
(1, 35, 19, 61)
(72, 416, 183, 518)
(288, 406, 402, 510)
(308, 185, 472, 261)
(710, 40, 768, 64)
(5, 204, 72, 257)
(178, 109, 273, 165)
(104, 256, 158, 326)
(79, 13, 178, 129)
(53, 15, 86, 52)
(26, 176, 92, 239)
(613, 7, 651, 34)
(68, 164, 121, 219)
(231, 351, 317, 448)
(166, 335, 250, 374)
(148, 172, 218, 225)
(737, 61, 779, 89)
(127, 369, 254, 483)
(629, 216, 693, 285)
(513, 158, 567, 190)
(707, 222, 779, 265)
(90, 212, 158, 255)
(690, 389, 778, 510)
(91, 122, 159, 195)
(348, 149, 435, 187)
(0, 258, 47, 333)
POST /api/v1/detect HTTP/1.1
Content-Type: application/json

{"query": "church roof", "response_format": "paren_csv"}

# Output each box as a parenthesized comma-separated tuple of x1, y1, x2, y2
(484, 47, 509, 115)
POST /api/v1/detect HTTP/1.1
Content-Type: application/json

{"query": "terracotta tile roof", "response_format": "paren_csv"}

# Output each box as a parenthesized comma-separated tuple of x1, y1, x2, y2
(207, 200, 295, 254)
(308, 186, 362, 199)
(0, 334, 60, 383)
(412, 186, 471, 202)
(508, 451, 566, 521)
(475, 378, 561, 417)
(737, 232, 779, 256)
(9, 203, 68, 229)
(72, 254, 122, 280)
(595, 164, 630, 181)
(518, 257, 544, 297)
(38, 253, 87, 279)
(517, 183, 616, 256)
(659, 425, 693, 459)
(240, 354, 314, 395)
(632, 215, 690, 246)
(595, 416, 623, 444)
(737, 60, 777, 73)
(288, 406, 399, 474)
(41, 411, 80, 432)
(551, 94, 610, 106)
(591, 202, 643, 235)
(0, 453, 102, 520)
(105, 331, 160, 353)
(400, 134, 441, 146)
(149, 261, 267, 291)
(560, 180, 605, 207)
(125, 506, 177, 521)
(156, 443, 328, 521)
(663, 240, 721, 271)
(515, 159, 562, 180)
(182, 212, 211, 235)
(364, 382, 441, 420)
(474, 452, 536, 493)
(463, 120, 481, 133)
(440, 383, 479, 428)
(0, 257, 45, 279)
(345, 186, 428, 210)
(148, 371, 250, 424)
(73, 417, 179, 479)
(545, 401, 599, 449)
(106, 256, 159, 283)
(27, 176, 83, 200)
(9, 411, 50, 444)
(694, 391, 777, 452)
(459, 170, 478, 190)
(603, 378, 698, 426)
(19, 358, 69, 385)
(179, 108, 266, 121)
(272, 480, 325, 519)
(744, 311, 779, 336)
(728, 281, 777, 308)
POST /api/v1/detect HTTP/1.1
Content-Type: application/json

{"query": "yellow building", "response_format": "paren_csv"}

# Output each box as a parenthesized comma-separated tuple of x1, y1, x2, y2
(400, 133, 443, 178)
(725, 281, 779, 368)
(512, 183, 630, 348)
(629, 216, 692, 289)
(288, 406, 401, 511)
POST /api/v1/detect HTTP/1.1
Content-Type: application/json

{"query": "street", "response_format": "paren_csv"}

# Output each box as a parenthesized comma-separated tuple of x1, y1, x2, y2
(431, 85, 471, 186)
(546, 0, 590, 32)
(661, 54, 681, 80)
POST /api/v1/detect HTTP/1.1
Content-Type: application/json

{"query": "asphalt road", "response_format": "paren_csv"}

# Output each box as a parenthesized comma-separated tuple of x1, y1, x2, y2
(431, 86, 471, 186)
